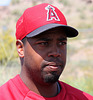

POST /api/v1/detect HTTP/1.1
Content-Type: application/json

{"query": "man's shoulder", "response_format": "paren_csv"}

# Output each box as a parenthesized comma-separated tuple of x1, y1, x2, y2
(59, 81, 93, 100)
(0, 74, 19, 89)
(0, 75, 22, 100)
(0, 77, 14, 99)
(0, 77, 13, 92)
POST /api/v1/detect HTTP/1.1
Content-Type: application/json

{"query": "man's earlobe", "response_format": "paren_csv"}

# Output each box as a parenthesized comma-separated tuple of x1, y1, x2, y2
(16, 40, 24, 58)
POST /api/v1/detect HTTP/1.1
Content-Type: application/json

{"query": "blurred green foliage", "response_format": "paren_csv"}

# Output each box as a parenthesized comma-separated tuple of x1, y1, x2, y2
(0, 30, 18, 66)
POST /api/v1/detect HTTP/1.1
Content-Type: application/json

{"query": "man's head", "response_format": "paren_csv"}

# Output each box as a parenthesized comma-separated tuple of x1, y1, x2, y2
(16, 3, 78, 84)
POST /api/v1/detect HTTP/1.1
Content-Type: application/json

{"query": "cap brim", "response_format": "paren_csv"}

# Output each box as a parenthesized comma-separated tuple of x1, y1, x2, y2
(26, 23, 78, 38)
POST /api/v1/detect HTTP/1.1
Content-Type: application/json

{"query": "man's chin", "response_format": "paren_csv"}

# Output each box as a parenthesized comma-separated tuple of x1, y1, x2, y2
(43, 73, 60, 83)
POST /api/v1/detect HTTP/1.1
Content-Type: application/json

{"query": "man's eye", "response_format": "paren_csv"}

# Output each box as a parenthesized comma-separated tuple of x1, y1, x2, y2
(59, 42, 67, 46)
(37, 42, 48, 46)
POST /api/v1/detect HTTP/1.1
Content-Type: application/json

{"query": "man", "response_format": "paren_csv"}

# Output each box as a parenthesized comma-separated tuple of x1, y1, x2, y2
(0, 3, 93, 100)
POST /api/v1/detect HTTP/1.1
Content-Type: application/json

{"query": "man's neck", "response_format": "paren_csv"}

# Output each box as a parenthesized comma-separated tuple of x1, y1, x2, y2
(20, 73, 59, 97)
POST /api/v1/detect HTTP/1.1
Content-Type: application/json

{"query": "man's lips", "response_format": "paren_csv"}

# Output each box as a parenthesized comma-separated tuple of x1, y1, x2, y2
(44, 64, 62, 72)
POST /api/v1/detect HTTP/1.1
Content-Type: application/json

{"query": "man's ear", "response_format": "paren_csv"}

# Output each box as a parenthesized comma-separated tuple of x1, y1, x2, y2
(16, 40, 24, 58)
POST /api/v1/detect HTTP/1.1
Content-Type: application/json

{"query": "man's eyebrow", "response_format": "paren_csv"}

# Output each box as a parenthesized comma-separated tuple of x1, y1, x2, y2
(58, 38, 67, 41)
(36, 38, 52, 41)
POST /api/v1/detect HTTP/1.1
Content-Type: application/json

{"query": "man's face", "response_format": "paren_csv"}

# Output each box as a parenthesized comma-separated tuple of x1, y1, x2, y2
(23, 28, 67, 85)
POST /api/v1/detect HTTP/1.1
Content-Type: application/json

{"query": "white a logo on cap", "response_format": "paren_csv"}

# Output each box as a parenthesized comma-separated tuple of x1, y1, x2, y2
(45, 5, 60, 21)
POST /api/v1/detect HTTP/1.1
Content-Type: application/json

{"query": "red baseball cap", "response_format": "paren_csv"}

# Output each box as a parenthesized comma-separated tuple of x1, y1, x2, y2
(15, 3, 78, 40)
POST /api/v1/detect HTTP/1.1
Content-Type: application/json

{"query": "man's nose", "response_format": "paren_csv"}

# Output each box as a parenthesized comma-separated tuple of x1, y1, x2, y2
(48, 47, 61, 58)
(48, 52, 61, 58)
